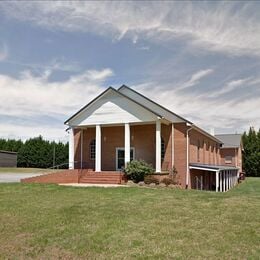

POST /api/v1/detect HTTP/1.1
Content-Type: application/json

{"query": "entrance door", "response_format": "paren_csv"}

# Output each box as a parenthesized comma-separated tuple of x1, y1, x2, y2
(116, 148, 134, 171)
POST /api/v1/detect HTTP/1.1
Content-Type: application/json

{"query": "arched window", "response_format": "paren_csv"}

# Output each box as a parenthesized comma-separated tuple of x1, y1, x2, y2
(161, 137, 165, 161)
(90, 139, 95, 160)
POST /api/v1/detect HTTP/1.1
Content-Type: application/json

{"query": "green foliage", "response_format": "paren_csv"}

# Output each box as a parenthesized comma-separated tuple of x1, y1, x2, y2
(124, 160, 154, 183)
(144, 175, 159, 185)
(0, 136, 68, 169)
(242, 127, 260, 177)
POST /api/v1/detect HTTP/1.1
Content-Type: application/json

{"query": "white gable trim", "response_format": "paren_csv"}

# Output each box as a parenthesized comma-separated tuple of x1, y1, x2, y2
(66, 88, 161, 126)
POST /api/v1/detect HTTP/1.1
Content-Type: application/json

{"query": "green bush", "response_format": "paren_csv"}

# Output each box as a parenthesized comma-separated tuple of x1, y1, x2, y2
(124, 160, 154, 183)
(144, 175, 159, 185)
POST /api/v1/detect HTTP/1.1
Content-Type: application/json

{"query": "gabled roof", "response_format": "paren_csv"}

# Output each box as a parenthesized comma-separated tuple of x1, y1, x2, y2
(118, 85, 191, 124)
(118, 85, 222, 143)
(215, 134, 242, 148)
(64, 87, 162, 125)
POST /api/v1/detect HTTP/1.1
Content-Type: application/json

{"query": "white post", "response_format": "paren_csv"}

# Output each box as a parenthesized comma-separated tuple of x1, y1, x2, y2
(95, 125, 101, 172)
(223, 171, 226, 192)
(229, 171, 231, 190)
(69, 127, 74, 169)
(220, 171, 223, 192)
(125, 123, 130, 168)
(227, 171, 229, 190)
(156, 120, 161, 173)
(216, 170, 219, 192)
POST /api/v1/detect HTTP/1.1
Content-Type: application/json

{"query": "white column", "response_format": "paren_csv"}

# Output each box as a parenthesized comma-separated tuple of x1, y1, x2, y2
(223, 171, 226, 192)
(69, 127, 74, 169)
(220, 171, 223, 192)
(229, 171, 231, 190)
(227, 171, 229, 190)
(95, 125, 101, 172)
(124, 123, 130, 167)
(156, 120, 161, 173)
(216, 170, 219, 192)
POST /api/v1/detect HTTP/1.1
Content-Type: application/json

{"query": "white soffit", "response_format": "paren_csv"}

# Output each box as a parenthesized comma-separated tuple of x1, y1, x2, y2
(69, 89, 159, 126)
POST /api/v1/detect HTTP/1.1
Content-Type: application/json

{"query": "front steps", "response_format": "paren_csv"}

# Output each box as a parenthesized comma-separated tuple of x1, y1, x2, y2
(79, 171, 126, 184)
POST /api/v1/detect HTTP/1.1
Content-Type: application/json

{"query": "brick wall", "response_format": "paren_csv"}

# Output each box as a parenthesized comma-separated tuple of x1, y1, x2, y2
(220, 147, 242, 172)
(21, 170, 79, 184)
(74, 123, 172, 172)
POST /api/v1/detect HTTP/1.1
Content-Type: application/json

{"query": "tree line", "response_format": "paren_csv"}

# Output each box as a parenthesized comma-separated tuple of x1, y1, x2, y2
(0, 136, 68, 168)
(242, 127, 260, 177)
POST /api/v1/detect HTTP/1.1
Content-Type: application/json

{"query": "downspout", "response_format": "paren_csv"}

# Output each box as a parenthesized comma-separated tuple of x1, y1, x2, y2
(186, 123, 193, 189)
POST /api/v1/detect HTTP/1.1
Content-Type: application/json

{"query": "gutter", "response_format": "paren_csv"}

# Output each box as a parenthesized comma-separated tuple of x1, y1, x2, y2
(186, 123, 193, 189)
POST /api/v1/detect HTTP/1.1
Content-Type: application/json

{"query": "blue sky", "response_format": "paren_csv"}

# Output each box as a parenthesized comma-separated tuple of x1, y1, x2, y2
(0, 1, 259, 141)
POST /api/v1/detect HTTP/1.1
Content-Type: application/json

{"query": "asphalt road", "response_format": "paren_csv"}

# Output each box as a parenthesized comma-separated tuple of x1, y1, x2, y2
(0, 173, 43, 183)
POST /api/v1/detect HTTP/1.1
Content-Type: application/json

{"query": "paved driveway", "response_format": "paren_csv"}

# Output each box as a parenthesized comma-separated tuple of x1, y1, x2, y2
(0, 173, 43, 183)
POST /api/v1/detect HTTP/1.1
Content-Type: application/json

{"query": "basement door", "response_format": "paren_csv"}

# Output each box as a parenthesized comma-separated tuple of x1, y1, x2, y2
(116, 148, 135, 171)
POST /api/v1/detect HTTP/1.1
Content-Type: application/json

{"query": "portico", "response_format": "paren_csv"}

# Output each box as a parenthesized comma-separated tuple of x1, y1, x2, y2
(68, 120, 164, 173)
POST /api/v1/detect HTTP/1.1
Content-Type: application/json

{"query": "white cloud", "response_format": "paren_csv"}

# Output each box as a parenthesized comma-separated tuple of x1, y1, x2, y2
(0, 43, 8, 61)
(207, 78, 251, 98)
(177, 69, 214, 90)
(1, 2, 260, 56)
(134, 79, 260, 134)
(0, 68, 113, 140)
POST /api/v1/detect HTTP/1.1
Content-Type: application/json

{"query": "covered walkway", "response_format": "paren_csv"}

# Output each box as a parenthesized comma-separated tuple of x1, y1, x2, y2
(189, 163, 239, 192)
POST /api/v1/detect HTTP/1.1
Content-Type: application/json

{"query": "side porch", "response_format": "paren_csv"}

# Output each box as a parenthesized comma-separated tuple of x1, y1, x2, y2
(189, 163, 239, 192)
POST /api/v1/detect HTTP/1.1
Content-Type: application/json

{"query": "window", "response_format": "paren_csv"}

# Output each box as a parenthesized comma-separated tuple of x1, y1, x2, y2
(161, 137, 165, 161)
(225, 156, 232, 164)
(197, 140, 200, 162)
(90, 139, 95, 160)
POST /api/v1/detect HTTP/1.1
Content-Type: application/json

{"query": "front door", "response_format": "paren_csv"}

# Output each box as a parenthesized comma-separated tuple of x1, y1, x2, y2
(116, 148, 134, 171)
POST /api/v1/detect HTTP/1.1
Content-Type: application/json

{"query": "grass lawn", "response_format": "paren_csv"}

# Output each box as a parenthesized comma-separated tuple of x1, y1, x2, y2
(0, 178, 259, 259)
(0, 167, 63, 174)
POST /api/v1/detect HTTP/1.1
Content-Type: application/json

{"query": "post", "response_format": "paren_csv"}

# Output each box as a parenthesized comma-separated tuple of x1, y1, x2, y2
(125, 123, 130, 168)
(220, 171, 223, 192)
(69, 127, 74, 169)
(95, 125, 101, 172)
(156, 120, 161, 173)
(223, 171, 226, 192)
(216, 170, 219, 192)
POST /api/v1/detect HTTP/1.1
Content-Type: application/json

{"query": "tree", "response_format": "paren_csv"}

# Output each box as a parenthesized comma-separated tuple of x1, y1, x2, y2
(242, 127, 260, 177)
(0, 136, 69, 169)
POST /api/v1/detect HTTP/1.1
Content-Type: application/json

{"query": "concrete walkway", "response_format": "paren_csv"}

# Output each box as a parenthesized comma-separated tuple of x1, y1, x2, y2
(59, 183, 128, 188)
(0, 173, 43, 183)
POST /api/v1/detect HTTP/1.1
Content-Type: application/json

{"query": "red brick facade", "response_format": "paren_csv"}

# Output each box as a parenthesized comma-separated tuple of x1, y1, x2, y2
(219, 147, 242, 172)
(73, 122, 221, 188)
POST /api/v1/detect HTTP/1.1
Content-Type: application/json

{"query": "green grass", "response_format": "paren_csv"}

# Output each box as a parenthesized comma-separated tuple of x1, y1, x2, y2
(0, 167, 63, 174)
(0, 178, 259, 259)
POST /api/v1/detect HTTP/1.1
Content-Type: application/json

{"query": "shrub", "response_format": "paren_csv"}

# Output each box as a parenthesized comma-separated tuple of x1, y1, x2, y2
(144, 175, 159, 185)
(124, 160, 154, 183)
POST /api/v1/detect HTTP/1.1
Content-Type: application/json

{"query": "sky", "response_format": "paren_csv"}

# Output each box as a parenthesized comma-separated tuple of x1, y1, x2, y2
(0, 1, 259, 142)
